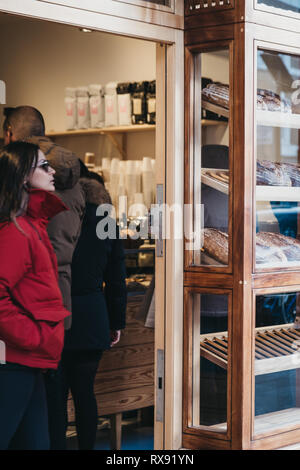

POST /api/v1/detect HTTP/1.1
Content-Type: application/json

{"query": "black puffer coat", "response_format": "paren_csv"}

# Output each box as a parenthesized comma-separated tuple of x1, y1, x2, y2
(64, 178, 127, 351)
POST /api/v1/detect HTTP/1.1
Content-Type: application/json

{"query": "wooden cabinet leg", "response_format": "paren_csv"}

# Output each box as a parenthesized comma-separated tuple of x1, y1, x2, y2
(110, 413, 122, 450)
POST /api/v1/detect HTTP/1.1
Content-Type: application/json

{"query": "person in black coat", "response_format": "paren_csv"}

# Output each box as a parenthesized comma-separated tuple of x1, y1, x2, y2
(61, 168, 127, 450)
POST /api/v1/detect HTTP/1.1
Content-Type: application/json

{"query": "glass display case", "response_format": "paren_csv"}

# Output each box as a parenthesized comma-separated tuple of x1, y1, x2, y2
(255, 48, 300, 270)
(184, 0, 300, 450)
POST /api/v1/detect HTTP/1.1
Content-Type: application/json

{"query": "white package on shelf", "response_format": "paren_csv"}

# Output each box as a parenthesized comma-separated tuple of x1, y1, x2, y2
(64, 87, 77, 130)
(125, 160, 139, 207)
(105, 82, 118, 127)
(76, 86, 90, 129)
(101, 157, 111, 183)
(117, 93, 132, 126)
(89, 84, 105, 128)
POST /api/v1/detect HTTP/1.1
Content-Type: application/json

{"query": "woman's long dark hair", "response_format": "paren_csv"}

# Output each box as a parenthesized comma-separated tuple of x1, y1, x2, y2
(0, 141, 39, 223)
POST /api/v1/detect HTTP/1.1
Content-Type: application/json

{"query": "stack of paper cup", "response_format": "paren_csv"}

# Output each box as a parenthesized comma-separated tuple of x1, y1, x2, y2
(125, 160, 138, 208)
(116, 173, 126, 218)
(131, 192, 147, 218)
(135, 160, 142, 193)
(142, 157, 154, 209)
(110, 158, 120, 208)
(101, 158, 111, 183)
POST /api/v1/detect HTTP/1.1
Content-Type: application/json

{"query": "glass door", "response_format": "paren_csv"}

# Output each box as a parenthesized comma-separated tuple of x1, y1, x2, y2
(184, 289, 231, 438)
(186, 45, 231, 270)
(254, 290, 300, 437)
(255, 47, 300, 270)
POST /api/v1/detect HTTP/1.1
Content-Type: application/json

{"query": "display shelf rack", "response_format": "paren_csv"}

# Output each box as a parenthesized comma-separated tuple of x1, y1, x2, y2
(257, 110, 300, 129)
(201, 168, 229, 194)
(202, 169, 300, 202)
(200, 324, 300, 376)
(202, 100, 229, 119)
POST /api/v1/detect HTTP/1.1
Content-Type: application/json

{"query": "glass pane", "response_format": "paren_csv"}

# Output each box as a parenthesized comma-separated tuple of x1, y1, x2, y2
(192, 49, 230, 266)
(255, 292, 300, 436)
(257, 0, 300, 14)
(256, 49, 300, 268)
(192, 293, 228, 432)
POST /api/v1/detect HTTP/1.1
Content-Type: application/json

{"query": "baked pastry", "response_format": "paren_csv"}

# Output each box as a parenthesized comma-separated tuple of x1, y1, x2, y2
(202, 83, 229, 110)
(203, 228, 228, 265)
(257, 88, 291, 113)
(257, 160, 292, 186)
(202, 228, 300, 265)
(256, 231, 300, 263)
(280, 162, 300, 187)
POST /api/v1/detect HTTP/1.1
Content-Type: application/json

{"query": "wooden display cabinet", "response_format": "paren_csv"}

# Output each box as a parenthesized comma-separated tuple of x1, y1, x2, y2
(183, 0, 300, 450)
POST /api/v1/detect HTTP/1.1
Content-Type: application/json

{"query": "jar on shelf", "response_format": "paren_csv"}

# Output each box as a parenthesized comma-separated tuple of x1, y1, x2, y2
(146, 80, 156, 124)
(131, 81, 148, 124)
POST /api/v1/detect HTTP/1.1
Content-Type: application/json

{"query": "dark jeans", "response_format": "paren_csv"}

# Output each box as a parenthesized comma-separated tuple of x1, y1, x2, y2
(0, 363, 50, 450)
(44, 363, 67, 450)
(61, 350, 103, 450)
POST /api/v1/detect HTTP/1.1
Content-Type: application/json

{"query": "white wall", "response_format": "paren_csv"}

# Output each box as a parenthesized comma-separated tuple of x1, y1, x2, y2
(0, 14, 156, 161)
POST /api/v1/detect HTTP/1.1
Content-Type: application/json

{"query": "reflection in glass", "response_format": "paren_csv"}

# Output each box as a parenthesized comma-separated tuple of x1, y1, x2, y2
(257, 0, 300, 14)
(255, 292, 300, 436)
(256, 49, 300, 268)
(192, 293, 228, 431)
(192, 49, 229, 266)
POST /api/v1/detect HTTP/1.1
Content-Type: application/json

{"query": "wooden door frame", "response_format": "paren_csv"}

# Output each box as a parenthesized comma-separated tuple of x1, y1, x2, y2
(0, 0, 184, 450)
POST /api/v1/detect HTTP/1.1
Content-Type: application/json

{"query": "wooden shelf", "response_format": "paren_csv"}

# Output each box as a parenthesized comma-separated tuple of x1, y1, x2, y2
(201, 168, 229, 195)
(202, 119, 227, 127)
(46, 123, 155, 138)
(202, 100, 229, 119)
(200, 324, 300, 376)
(202, 169, 300, 202)
(45, 120, 224, 138)
(257, 110, 300, 129)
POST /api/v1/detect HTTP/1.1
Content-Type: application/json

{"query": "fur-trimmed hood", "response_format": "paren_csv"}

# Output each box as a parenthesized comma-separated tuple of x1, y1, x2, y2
(79, 177, 112, 206)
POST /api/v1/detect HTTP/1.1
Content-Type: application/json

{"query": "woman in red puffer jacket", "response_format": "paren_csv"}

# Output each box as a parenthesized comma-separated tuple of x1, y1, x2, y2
(0, 141, 70, 450)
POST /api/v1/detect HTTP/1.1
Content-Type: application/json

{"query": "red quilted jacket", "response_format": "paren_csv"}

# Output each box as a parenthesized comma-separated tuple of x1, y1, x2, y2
(0, 189, 70, 369)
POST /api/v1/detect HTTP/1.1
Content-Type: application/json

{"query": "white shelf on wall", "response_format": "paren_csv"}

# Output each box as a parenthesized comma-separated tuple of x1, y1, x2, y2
(46, 123, 156, 137)
(46, 120, 223, 138)
(257, 110, 300, 129)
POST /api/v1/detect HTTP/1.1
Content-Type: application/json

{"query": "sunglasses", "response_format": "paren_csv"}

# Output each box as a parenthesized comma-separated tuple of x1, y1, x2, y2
(35, 160, 52, 173)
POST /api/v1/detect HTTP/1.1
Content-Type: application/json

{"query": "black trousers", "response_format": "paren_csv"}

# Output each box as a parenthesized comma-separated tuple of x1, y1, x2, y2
(0, 363, 49, 450)
(61, 350, 103, 450)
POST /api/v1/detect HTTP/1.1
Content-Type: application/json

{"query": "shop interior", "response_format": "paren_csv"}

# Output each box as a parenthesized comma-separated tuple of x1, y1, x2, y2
(0, 12, 157, 450)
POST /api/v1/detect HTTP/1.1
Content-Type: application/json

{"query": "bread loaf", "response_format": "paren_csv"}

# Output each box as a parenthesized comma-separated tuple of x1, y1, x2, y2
(202, 83, 229, 110)
(202, 228, 300, 265)
(257, 160, 292, 186)
(203, 228, 228, 265)
(257, 88, 291, 113)
(280, 162, 300, 187)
